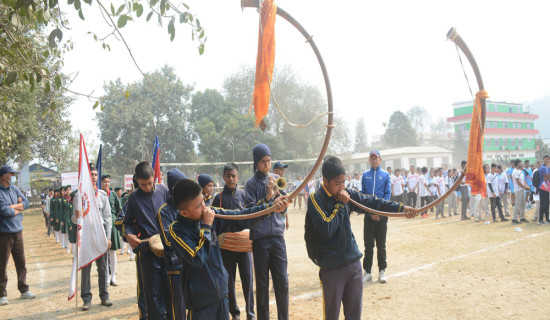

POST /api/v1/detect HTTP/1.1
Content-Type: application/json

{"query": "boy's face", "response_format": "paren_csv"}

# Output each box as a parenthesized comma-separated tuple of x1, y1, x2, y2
(137, 177, 155, 193)
(497, 168, 502, 174)
(101, 178, 110, 192)
(369, 155, 381, 169)
(179, 193, 205, 221)
(202, 182, 214, 197)
(273, 167, 285, 177)
(116, 190, 122, 197)
(257, 155, 271, 174)
(410, 166, 415, 174)
(66, 188, 71, 196)
(323, 174, 346, 196)
(90, 170, 98, 185)
(223, 170, 239, 189)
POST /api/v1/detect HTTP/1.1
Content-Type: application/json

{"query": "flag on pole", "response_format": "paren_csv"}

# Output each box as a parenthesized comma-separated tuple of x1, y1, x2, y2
(68, 134, 109, 300)
(96, 144, 103, 191)
(152, 136, 162, 184)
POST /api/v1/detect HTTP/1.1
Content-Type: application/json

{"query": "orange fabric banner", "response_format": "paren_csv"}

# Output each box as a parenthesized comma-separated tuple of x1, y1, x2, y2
(250, 0, 276, 128)
(465, 90, 489, 197)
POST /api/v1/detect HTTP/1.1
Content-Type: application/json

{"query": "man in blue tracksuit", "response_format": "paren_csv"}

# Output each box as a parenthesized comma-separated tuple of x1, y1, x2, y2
(361, 150, 392, 283)
(158, 169, 188, 320)
(123, 162, 170, 320)
(244, 143, 288, 320)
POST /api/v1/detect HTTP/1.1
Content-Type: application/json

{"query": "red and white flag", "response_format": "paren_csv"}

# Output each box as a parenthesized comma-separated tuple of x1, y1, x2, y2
(68, 134, 109, 300)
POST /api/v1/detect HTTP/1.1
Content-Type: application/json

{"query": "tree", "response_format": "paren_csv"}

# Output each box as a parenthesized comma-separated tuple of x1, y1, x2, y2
(354, 117, 368, 153)
(0, 78, 73, 166)
(536, 138, 550, 161)
(452, 131, 469, 165)
(430, 117, 453, 149)
(406, 106, 431, 143)
(96, 65, 196, 178)
(381, 111, 417, 148)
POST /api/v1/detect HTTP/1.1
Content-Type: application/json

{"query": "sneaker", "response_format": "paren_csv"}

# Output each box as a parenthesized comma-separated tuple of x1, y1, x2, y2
(501, 218, 509, 222)
(512, 220, 520, 224)
(441, 215, 447, 218)
(101, 299, 113, 307)
(538, 221, 545, 225)
(20, 291, 36, 299)
(110, 280, 118, 286)
(0, 297, 8, 306)
(379, 270, 387, 283)
(520, 218, 529, 223)
(493, 219, 498, 223)
(82, 301, 91, 311)
(363, 273, 372, 283)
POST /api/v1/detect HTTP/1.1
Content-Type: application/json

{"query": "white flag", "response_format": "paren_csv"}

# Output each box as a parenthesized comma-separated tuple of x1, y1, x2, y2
(68, 134, 109, 300)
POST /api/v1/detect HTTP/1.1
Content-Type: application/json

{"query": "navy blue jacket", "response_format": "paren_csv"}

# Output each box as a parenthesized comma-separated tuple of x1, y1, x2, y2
(158, 199, 184, 271)
(212, 185, 246, 210)
(123, 184, 170, 252)
(168, 204, 267, 311)
(0, 185, 30, 233)
(307, 185, 403, 269)
(244, 171, 285, 240)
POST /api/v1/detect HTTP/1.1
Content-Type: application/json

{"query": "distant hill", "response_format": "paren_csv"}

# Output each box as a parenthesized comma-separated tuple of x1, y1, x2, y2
(526, 95, 550, 139)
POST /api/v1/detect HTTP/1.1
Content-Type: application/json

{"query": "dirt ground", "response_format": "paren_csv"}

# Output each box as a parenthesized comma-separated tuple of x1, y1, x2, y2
(3, 205, 550, 320)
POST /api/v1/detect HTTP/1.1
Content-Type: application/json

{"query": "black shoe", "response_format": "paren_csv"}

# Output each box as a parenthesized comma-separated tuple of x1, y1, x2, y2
(101, 299, 113, 307)
(110, 280, 118, 286)
(493, 219, 498, 222)
(520, 218, 529, 223)
(82, 301, 91, 311)
(501, 218, 509, 222)
(512, 220, 520, 224)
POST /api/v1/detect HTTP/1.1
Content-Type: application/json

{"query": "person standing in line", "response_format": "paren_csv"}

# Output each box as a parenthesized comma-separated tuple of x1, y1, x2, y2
(523, 160, 534, 210)
(435, 168, 447, 219)
(512, 159, 531, 224)
(406, 166, 419, 208)
(0, 166, 35, 306)
(446, 170, 457, 216)
(459, 161, 471, 220)
(506, 160, 516, 209)
(43, 189, 53, 237)
(390, 169, 405, 204)
(499, 165, 510, 217)
(487, 164, 507, 222)
(214, 163, 256, 320)
(361, 150, 391, 283)
(537, 155, 550, 224)
(418, 167, 432, 218)
(73, 163, 113, 311)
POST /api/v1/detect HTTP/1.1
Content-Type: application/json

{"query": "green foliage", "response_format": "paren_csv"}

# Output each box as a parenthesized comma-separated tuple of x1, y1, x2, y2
(354, 117, 368, 153)
(381, 111, 418, 148)
(96, 66, 196, 178)
(535, 138, 550, 161)
(406, 105, 431, 143)
(0, 77, 73, 166)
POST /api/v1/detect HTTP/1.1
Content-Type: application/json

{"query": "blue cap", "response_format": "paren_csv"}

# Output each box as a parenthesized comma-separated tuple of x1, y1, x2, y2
(273, 161, 288, 169)
(198, 174, 214, 188)
(167, 169, 187, 193)
(0, 165, 19, 176)
(369, 150, 381, 158)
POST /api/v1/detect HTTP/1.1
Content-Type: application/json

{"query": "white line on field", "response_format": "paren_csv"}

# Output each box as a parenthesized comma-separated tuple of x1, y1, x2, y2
(271, 230, 550, 304)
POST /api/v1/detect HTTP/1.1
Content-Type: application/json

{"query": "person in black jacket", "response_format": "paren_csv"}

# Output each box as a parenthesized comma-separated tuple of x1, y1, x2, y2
(168, 179, 287, 320)
(305, 156, 416, 320)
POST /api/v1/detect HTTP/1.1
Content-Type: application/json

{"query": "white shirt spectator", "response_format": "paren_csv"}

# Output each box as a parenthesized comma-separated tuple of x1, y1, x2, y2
(497, 173, 507, 194)
(512, 169, 524, 191)
(435, 176, 446, 196)
(391, 176, 404, 196)
(487, 173, 499, 197)
(419, 175, 429, 197)
(407, 173, 419, 193)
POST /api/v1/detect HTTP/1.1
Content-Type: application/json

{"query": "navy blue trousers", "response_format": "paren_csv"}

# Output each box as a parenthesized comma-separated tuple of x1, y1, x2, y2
(138, 251, 169, 320)
(136, 252, 148, 320)
(166, 269, 186, 320)
(187, 298, 229, 320)
(253, 236, 288, 320)
(221, 249, 255, 319)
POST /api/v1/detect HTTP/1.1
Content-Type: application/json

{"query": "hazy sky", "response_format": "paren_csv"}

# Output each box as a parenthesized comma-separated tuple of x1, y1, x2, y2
(63, 0, 550, 146)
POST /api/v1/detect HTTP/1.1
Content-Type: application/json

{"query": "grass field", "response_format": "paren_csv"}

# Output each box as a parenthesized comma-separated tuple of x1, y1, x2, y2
(3, 206, 549, 319)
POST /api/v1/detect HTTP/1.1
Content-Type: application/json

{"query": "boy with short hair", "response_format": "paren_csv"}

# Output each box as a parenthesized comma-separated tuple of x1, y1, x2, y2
(168, 179, 287, 320)
(214, 163, 255, 320)
(306, 156, 415, 320)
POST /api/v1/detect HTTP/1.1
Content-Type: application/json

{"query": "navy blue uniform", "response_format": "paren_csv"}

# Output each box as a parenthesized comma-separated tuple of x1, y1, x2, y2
(123, 185, 170, 320)
(244, 171, 288, 320)
(158, 200, 186, 320)
(213, 186, 255, 320)
(168, 204, 268, 320)
(307, 184, 403, 320)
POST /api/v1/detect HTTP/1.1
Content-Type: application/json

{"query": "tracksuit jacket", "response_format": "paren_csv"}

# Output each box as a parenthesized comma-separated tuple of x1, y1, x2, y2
(0, 185, 29, 233)
(307, 185, 404, 269)
(244, 171, 286, 240)
(167, 204, 268, 311)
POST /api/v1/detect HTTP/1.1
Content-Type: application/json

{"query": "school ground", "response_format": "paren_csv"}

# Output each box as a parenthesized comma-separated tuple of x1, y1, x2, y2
(3, 207, 550, 320)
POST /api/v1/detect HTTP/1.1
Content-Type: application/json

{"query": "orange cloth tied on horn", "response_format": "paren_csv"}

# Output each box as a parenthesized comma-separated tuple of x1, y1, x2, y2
(250, 0, 277, 128)
(465, 89, 489, 198)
